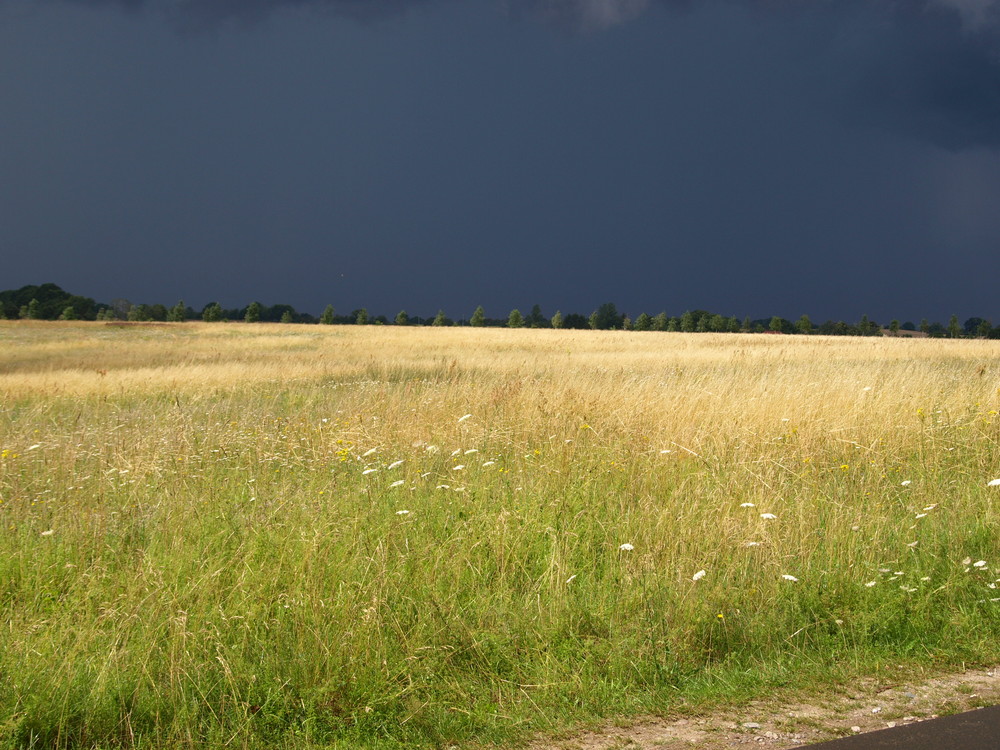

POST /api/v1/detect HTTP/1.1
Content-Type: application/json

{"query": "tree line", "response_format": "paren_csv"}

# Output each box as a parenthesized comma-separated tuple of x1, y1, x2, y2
(1, 283, 997, 339)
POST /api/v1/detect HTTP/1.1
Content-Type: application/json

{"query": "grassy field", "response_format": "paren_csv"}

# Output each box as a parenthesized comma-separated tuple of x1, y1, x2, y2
(2, 321, 1000, 749)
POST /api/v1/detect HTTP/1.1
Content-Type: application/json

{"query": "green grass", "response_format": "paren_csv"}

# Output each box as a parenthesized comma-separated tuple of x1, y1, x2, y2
(2, 328, 1000, 748)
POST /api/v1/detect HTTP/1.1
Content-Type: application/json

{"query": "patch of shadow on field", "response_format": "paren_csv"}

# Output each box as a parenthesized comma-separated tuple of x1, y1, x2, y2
(525, 666, 1000, 750)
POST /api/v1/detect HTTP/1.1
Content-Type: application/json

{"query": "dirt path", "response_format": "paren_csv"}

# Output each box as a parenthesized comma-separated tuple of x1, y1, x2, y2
(526, 666, 1000, 749)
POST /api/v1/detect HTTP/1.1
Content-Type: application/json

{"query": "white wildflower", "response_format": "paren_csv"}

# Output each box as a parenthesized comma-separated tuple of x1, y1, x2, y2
(436, 484, 450, 490)
(566, 574, 577, 584)
(692, 569, 707, 581)
(452, 464, 465, 471)
(782, 574, 799, 582)
(362, 447, 377, 457)
(619, 543, 634, 551)
(915, 513, 928, 519)
(387, 460, 404, 470)
(907, 541, 919, 548)
(362, 468, 377, 475)
(425, 445, 439, 454)
(482, 461, 496, 467)
(740, 502, 755, 508)
(989, 479, 1000, 487)
(901, 480, 912, 486)
(389, 480, 404, 488)
(27, 444, 41, 451)
(395, 510, 410, 515)
(744, 541, 761, 547)
(760, 513, 777, 520)
(464, 448, 478, 455)
(458, 414, 472, 423)
(963, 557, 973, 566)
(451, 448, 461, 456)
(974, 560, 988, 569)
(865, 581, 877, 587)
(40, 529, 54, 536)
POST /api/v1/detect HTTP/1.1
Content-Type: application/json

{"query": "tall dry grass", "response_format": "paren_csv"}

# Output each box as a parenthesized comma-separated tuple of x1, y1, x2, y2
(1, 321, 999, 748)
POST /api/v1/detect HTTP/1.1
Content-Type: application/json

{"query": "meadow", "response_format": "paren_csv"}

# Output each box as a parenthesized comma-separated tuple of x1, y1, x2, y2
(2, 321, 1000, 749)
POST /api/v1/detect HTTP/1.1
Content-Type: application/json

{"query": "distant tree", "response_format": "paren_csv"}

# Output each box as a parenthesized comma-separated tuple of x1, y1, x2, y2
(858, 315, 879, 336)
(128, 304, 155, 322)
(355, 308, 369, 325)
(25, 298, 40, 320)
(58, 305, 76, 320)
(562, 313, 590, 330)
(590, 302, 622, 331)
(470, 306, 485, 327)
(727, 316, 741, 333)
(948, 314, 961, 338)
(964, 317, 986, 336)
(508, 309, 525, 328)
(245, 301, 262, 323)
(919, 319, 930, 334)
(202, 303, 223, 322)
(978, 319, 993, 339)
(927, 322, 946, 338)
(550, 310, 564, 329)
(679, 310, 696, 333)
(280, 310, 293, 324)
(395, 310, 409, 326)
(527, 304, 545, 328)
(633, 312, 652, 331)
(432, 310, 447, 327)
(651, 312, 668, 331)
(318, 305, 335, 325)
(901, 321, 916, 331)
(795, 315, 813, 335)
(167, 300, 186, 322)
(889, 319, 900, 335)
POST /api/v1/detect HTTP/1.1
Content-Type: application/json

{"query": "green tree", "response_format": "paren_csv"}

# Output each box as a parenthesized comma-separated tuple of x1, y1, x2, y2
(795, 315, 813, 335)
(202, 303, 222, 322)
(633, 312, 652, 331)
(550, 310, 564, 329)
(508, 309, 525, 328)
(948, 314, 961, 338)
(652, 312, 668, 331)
(920, 319, 930, 334)
(470, 306, 485, 327)
(679, 310, 696, 332)
(25, 298, 40, 320)
(355, 309, 369, 325)
(128, 304, 154, 322)
(432, 310, 447, 327)
(978, 319, 992, 339)
(590, 302, 622, 330)
(395, 310, 409, 326)
(527, 304, 545, 328)
(58, 305, 76, 321)
(889, 319, 900, 336)
(280, 310, 293, 324)
(167, 300, 186, 322)
(319, 305, 335, 325)
(245, 301, 262, 323)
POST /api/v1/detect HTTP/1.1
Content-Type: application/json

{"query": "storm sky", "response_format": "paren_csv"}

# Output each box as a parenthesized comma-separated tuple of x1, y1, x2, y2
(3, 0, 1000, 322)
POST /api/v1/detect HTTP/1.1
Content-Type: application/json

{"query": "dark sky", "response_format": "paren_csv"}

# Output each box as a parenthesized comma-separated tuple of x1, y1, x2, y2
(3, 0, 1000, 323)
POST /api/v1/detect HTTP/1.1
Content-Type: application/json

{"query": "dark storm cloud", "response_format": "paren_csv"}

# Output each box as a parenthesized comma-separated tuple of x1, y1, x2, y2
(13, 0, 1000, 149)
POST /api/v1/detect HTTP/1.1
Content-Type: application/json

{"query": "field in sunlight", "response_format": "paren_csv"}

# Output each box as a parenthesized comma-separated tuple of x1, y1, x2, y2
(3, 321, 1000, 749)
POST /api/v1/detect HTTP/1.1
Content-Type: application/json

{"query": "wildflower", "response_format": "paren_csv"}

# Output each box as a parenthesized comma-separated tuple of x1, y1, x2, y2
(387, 460, 404, 470)
(840, 464, 850, 470)
(744, 541, 761, 547)
(452, 465, 465, 471)
(362, 447, 377, 457)
(566, 574, 577, 584)
(907, 541, 919, 548)
(760, 513, 777, 520)
(782, 574, 799, 582)
(740, 502, 755, 508)
(974, 560, 988, 569)
(27, 444, 41, 451)
(862, 386, 872, 391)
(865, 581, 877, 587)
(389, 480, 404, 488)
(425, 445, 439, 454)
(619, 543, 634, 551)
(963, 557, 973, 566)
(692, 569, 706, 581)
(659, 449, 672, 454)
(482, 461, 496, 467)
(901, 480, 912, 486)
(990, 479, 1000, 487)
(40, 529, 54, 536)
(451, 448, 461, 456)
(395, 510, 410, 515)
(464, 448, 478, 455)
(458, 414, 473, 422)
(362, 468, 377, 475)
(436, 484, 450, 489)
(915, 513, 928, 519)
(923, 504, 938, 511)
